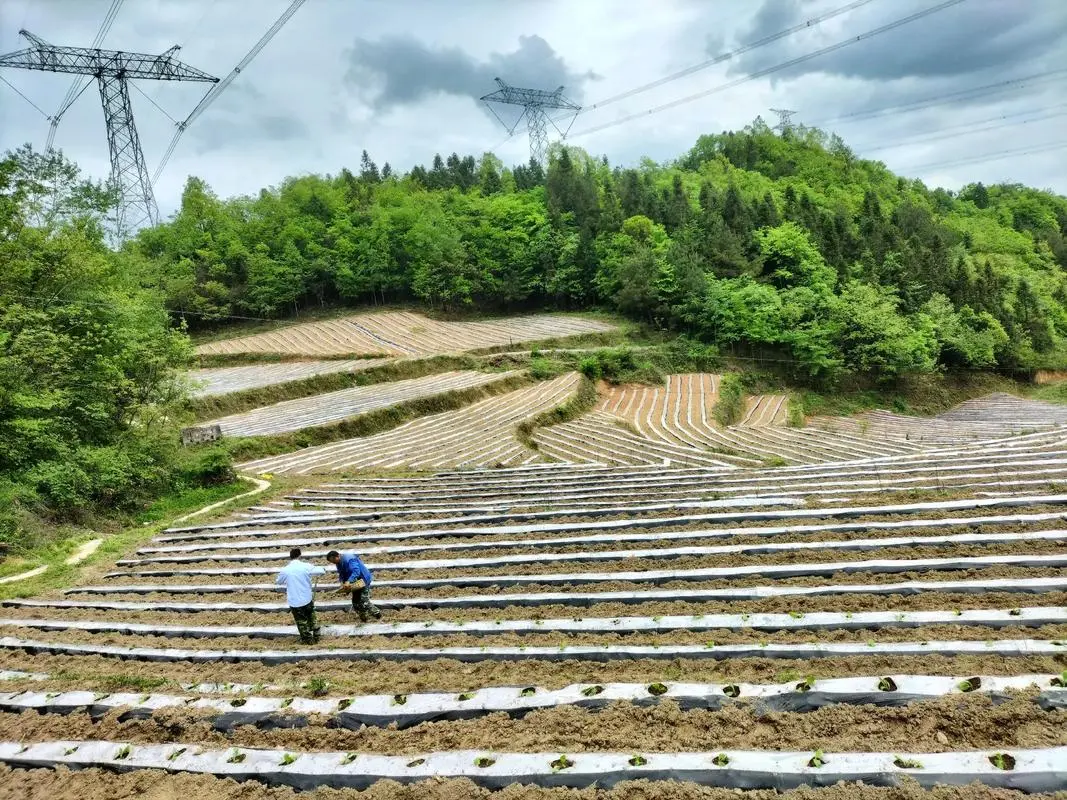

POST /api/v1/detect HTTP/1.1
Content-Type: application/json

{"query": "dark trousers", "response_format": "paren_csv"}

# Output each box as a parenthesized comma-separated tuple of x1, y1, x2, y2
(351, 586, 382, 622)
(290, 600, 320, 644)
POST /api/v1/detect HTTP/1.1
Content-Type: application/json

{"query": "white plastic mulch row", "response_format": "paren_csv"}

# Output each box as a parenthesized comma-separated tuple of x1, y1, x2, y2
(195, 311, 615, 357)
(203, 370, 518, 437)
(43, 575, 1067, 606)
(122, 528, 1067, 566)
(4, 740, 1063, 792)
(157, 493, 1067, 540)
(187, 358, 393, 398)
(106, 553, 1067, 587)
(2, 675, 1063, 727)
(2, 607, 1064, 641)
(3, 636, 1065, 664)
(237, 371, 581, 474)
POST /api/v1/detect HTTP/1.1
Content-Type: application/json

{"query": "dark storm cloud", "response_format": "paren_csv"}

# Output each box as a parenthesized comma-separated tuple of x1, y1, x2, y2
(344, 34, 596, 110)
(727, 0, 1067, 82)
(188, 82, 307, 153)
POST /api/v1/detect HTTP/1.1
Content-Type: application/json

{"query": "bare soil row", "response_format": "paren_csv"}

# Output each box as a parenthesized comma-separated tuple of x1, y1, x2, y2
(3, 651, 1065, 697)
(10, 589, 1067, 627)
(0, 693, 1062, 754)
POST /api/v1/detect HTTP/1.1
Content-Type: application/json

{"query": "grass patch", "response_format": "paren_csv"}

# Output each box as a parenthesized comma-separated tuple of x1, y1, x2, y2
(516, 375, 598, 450)
(713, 373, 745, 426)
(220, 372, 531, 463)
(797, 372, 1023, 418)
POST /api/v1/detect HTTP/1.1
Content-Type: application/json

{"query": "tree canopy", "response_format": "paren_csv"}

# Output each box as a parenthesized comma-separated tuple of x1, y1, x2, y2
(130, 118, 1067, 381)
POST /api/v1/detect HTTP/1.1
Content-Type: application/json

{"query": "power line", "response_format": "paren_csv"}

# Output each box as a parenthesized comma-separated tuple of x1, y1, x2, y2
(151, 0, 308, 185)
(0, 73, 48, 118)
(45, 0, 125, 151)
(854, 106, 1067, 155)
(130, 80, 180, 125)
(568, 0, 969, 139)
(905, 140, 1066, 172)
(808, 68, 1067, 129)
(576, 0, 882, 116)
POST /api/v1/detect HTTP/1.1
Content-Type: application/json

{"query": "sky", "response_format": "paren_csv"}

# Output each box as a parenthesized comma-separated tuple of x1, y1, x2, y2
(1, 0, 1065, 218)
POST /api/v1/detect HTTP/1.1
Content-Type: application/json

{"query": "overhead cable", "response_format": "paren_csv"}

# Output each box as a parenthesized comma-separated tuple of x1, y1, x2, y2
(568, 0, 969, 139)
(151, 0, 308, 185)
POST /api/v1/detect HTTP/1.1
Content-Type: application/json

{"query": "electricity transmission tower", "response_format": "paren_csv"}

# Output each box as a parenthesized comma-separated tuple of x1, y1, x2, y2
(481, 78, 580, 165)
(770, 108, 797, 135)
(0, 29, 218, 236)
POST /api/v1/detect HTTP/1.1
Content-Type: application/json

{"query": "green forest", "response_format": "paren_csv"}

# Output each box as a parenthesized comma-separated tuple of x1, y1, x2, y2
(3, 118, 1067, 534)
(134, 117, 1067, 380)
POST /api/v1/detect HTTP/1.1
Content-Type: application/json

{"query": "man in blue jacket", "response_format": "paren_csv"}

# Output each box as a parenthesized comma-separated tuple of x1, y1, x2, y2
(326, 550, 382, 622)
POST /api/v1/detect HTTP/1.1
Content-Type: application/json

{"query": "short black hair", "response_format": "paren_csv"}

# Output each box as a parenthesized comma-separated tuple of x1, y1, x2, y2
(326, 550, 340, 561)
(289, 547, 302, 559)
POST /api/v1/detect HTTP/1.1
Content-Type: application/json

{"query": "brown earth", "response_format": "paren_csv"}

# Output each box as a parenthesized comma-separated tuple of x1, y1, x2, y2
(2, 652, 1066, 699)
(4, 765, 1066, 800)
(8, 589, 1067, 627)
(0, 693, 1064, 754)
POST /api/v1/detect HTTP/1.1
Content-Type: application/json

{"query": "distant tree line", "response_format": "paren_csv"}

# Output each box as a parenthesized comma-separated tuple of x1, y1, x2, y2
(130, 117, 1067, 380)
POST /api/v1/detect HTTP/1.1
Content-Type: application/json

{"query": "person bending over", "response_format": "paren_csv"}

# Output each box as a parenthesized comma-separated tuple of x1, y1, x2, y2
(326, 549, 382, 622)
(275, 547, 326, 644)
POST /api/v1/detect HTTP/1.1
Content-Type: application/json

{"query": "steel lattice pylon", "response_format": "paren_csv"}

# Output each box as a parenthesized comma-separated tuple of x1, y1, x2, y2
(0, 29, 218, 236)
(481, 78, 580, 165)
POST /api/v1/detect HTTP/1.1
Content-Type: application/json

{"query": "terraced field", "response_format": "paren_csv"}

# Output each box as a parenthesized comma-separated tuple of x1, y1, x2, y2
(2, 395, 1067, 796)
(204, 370, 517, 437)
(195, 311, 615, 358)
(237, 372, 581, 473)
(188, 358, 394, 398)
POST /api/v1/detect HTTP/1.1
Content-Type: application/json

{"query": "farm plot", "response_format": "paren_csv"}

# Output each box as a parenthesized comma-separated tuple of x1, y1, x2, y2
(580, 374, 918, 465)
(195, 310, 615, 357)
(235, 372, 581, 473)
(204, 370, 516, 437)
(3, 408, 1067, 796)
(187, 358, 393, 398)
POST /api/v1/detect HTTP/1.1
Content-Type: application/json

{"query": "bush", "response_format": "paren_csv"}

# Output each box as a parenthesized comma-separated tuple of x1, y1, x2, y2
(786, 397, 806, 428)
(178, 446, 236, 487)
(714, 373, 745, 427)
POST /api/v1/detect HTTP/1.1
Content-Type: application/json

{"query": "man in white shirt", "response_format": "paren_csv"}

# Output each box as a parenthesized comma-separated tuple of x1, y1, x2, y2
(275, 547, 327, 644)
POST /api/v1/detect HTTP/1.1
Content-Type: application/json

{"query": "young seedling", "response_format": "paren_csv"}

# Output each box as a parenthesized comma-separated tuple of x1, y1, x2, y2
(787, 610, 804, 619)
(988, 753, 1016, 771)
(795, 676, 815, 693)
(807, 750, 827, 768)
(712, 753, 730, 767)
(519, 687, 537, 697)
(406, 758, 426, 768)
(341, 753, 358, 765)
(1009, 608, 1022, 617)
(280, 697, 294, 708)
(647, 683, 669, 696)
(63, 747, 79, 756)
(227, 750, 246, 764)
(893, 756, 924, 769)
(551, 755, 575, 771)
(722, 684, 741, 698)
(878, 677, 898, 692)
(305, 677, 329, 697)
(391, 694, 407, 706)
(1051, 670, 1067, 688)
(581, 685, 605, 697)
(457, 692, 475, 701)
(957, 677, 981, 693)
(230, 698, 247, 708)
(167, 748, 186, 762)
(279, 753, 298, 766)
(474, 756, 496, 768)
(628, 755, 648, 766)
(114, 745, 132, 761)
(337, 699, 353, 711)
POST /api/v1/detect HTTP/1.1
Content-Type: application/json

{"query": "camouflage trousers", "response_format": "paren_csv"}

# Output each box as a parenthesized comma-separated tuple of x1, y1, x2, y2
(350, 587, 382, 622)
(290, 601, 321, 644)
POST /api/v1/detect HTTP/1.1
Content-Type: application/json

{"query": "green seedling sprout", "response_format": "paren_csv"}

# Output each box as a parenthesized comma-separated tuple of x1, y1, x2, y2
(647, 683, 669, 696)
(893, 756, 923, 769)
(519, 687, 536, 697)
(551, 754, 575, 771)
(406, 758, 426, 768)
(957, 677, 981, 693)
(807, 750, 827, 768)
(167, 748, 186, 762)
(581, 685, 604, 697)
(457, 692, 474, 701)
(474, 756, 496, 768)
(628, 755, 648, 766)
(279, 753, 298, 766)
(230, 698, 247, 707)
(337, 699, 353, 711)
(391, 694, 407, 706)
(989, 753, 1016, 771)
(878, 677, 898, 692)
(722, 684, 741, 698)
(114, 745, 131, 761)
(227, 750, 246, 764)
(712, 753, 730, 767)
(341, 753, 358, 765)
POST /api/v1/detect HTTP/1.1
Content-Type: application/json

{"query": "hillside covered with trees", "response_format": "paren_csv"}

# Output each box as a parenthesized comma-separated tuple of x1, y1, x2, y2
(134, 118, 1067, 381)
